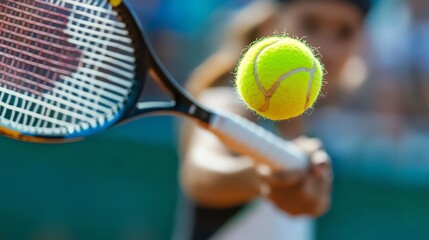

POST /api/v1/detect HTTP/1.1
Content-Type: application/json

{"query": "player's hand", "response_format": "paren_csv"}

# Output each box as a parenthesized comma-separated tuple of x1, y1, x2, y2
(256, 137, 332, 216)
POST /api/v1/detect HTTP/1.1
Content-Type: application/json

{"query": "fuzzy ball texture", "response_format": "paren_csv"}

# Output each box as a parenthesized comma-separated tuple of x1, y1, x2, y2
(235, 36, 324, 120)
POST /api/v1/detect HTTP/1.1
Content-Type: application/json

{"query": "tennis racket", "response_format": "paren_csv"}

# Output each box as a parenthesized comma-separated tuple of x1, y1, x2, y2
(0, 0, 308, 171)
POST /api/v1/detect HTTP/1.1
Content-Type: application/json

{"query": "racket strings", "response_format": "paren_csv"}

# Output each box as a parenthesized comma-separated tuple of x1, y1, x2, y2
(0, 0, 136, 136)
(0, 0, 81, 95)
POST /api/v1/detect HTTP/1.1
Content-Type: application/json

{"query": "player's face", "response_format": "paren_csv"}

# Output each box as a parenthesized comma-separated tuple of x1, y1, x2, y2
(264, 1, 363, 85)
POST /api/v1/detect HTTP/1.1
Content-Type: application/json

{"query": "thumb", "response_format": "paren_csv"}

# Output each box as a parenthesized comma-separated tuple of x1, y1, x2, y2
(256, 164, 305, 188)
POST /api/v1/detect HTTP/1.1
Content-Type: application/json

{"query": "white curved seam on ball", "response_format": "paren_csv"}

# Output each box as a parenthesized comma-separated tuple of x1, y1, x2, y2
(304, 61, 316, 108)
(269, 61, 316, 108)
(269, 61, 315, 95)
(253, 39, 317, 112)
(257, 63, 315, 112)
(253, 40, 281, 95)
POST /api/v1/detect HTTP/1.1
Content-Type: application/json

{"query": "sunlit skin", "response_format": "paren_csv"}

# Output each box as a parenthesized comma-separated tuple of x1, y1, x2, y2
(181, 1, 365, 216)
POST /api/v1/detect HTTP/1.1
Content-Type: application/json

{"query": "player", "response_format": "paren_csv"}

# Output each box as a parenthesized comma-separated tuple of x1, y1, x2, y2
(179, 0, 371, 239)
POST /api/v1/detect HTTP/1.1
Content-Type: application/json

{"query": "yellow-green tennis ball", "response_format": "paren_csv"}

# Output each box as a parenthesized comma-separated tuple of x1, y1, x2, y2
(235, 36, 323, 120)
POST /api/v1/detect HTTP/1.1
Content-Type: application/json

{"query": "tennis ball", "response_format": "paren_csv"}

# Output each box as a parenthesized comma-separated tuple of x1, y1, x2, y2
(235, 36, 323, 120)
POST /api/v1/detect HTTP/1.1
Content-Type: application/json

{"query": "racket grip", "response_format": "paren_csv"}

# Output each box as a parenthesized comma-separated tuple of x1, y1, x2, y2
(208, 111, 309, 171)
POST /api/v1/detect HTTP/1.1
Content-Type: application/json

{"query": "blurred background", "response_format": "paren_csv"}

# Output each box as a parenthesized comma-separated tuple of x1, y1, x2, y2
(1, 0, 429, 239)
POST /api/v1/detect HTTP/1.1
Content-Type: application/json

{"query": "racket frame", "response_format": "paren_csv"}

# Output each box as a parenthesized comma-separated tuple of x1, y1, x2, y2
(116, 1, 211, 123)
(0, 0, 212, 143)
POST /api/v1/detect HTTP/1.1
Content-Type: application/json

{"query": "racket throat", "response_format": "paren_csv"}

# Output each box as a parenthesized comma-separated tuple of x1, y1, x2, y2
(183, 102, 212, 123)
(135, 100, 212, 123)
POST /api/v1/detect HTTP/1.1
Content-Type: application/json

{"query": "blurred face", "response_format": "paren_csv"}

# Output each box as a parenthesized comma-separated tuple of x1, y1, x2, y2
(261, 1, 363, 87)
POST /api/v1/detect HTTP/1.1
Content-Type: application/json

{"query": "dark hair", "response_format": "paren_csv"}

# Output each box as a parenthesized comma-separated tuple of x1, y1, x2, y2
(276, 0, 372, 16)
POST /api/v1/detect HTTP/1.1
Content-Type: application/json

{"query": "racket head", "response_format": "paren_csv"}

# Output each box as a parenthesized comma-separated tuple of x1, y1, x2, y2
(0, 0, 148, 142)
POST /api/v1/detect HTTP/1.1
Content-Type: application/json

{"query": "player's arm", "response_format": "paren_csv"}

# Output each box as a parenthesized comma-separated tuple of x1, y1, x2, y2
(181, 87, 261, 207)
(180, 87, 332, 216)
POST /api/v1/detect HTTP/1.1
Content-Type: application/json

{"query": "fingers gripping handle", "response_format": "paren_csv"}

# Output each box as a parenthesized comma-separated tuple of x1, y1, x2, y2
(208, 111, 309, 171)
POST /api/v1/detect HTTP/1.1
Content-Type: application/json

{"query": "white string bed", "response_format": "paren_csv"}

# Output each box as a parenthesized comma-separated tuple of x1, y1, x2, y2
(0, 0, 136, 136)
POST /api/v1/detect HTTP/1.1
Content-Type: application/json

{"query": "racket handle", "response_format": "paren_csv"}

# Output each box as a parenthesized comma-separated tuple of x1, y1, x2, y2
(208, 111, 309, 171)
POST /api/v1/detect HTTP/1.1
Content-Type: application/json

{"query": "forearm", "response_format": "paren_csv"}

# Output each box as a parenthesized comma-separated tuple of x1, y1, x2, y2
(180, 88, 263, 207)
(180, 130, 261, 207)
